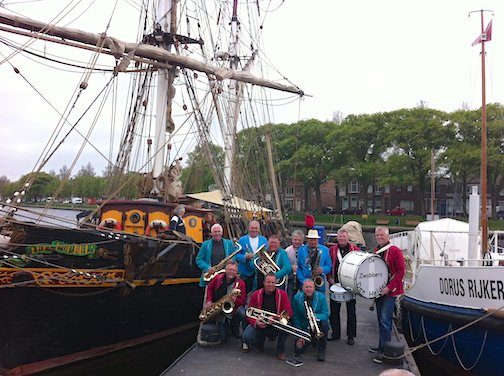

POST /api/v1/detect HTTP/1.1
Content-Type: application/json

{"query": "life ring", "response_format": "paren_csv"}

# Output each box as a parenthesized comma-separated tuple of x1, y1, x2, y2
(145, 219, 169, 236)
(99, 218, 122, 231)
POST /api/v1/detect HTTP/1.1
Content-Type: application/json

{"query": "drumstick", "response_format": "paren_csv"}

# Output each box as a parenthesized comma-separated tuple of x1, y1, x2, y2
(369, 299, 376, 311)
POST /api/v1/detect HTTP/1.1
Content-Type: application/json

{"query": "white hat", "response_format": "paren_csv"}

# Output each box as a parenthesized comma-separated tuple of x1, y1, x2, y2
(306, 229, 320, 239)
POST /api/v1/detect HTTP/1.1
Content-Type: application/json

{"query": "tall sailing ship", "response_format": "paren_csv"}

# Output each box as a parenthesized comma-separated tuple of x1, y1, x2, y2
(0, 1, 303, 374)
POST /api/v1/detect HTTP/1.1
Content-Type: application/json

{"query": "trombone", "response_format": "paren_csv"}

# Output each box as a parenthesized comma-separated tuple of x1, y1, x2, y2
(253, 245, 287, 287)
(246, 307, 311, 342)
(304, 301, 324, 338)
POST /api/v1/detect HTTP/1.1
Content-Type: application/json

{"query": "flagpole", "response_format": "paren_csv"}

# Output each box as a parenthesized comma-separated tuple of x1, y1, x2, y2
(479, 10, 488, 256)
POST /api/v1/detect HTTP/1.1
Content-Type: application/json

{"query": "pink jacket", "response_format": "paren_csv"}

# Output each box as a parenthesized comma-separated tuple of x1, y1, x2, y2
(374, 243, 405, 297)
(247, 288, 292, 327)
(206, 273, 246, 314)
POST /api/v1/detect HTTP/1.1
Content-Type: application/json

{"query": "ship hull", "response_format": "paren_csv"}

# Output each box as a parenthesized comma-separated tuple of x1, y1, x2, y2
(0, 222, 204, 375)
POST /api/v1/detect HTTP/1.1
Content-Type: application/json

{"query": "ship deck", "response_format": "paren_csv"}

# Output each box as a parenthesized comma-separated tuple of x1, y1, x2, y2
(161, 295, 420, 375)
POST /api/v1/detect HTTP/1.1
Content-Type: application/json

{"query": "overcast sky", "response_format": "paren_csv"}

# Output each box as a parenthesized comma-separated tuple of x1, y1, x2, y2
(1, 0, 503, 182)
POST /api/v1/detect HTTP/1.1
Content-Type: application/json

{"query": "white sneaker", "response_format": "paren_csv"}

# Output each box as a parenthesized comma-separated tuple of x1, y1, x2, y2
(242, 343, 249, 353)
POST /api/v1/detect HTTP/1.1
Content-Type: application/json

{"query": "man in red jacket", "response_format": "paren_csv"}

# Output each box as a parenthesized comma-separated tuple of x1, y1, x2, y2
(204, 260, 247, 341)
(369, 226, 405, 364)
(242, 273, 292, 360)
(305, 211, 314, 234)
(327, 229, 359, 344)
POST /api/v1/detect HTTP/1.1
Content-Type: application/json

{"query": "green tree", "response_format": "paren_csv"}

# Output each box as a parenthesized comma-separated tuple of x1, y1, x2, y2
(383, 107, 454, 216)
(278, 119, 336, 212)
(486, 103, 504, 218)
(181, 143, 224, 193)
(445, 108, 481, 215)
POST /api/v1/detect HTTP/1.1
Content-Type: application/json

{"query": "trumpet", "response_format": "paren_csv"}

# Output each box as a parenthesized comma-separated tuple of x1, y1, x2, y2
(310, 249, 324, 288)
(253, 245, 287, 287)
(203, 244, 242, 283)
(199, 282, 241, 322)
(246, 307, 312, 342)
(304, 301, 324, 338)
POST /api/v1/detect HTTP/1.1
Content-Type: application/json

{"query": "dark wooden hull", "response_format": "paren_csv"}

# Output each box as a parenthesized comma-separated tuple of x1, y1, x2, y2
(0, 223, 203, 375)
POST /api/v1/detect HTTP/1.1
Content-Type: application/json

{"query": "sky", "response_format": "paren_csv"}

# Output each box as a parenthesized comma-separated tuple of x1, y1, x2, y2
(0, 0, 503, 182)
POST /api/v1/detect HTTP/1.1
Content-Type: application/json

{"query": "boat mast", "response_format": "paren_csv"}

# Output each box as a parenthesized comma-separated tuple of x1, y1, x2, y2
(224, 0, 240, 191)
(479, 10, 488, 255)
(152, 0, 177, 193)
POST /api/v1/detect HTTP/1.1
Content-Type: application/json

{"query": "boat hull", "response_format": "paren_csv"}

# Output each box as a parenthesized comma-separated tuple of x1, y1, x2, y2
(402, 292, 504, 376)
(0, 223, 204, 375)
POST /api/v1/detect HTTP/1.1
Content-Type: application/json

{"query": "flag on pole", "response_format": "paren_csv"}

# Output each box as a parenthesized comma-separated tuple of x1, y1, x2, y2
(472, 19, 493, 46)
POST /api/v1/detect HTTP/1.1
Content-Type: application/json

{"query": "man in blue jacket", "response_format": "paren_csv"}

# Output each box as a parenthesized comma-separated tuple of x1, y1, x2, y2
(292, 278, 329, 361)
(236, 220, 267, 294)
(253, 235, 291, 291)
(297, 230, 331, 292)
(196, 223, 236, 287)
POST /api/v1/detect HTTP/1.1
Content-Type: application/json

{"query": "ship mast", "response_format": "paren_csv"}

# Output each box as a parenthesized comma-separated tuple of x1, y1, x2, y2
(152, 0, 177, 193)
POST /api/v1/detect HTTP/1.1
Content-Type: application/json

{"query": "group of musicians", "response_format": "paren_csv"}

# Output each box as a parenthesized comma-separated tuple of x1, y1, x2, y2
(196, 220, 405, 364)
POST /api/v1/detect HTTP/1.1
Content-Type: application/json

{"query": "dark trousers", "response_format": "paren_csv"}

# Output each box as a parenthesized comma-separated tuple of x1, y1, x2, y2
(294, 321, 329, 354)
(217, 306, 248, 342)
(241, 274, 254, 295)
(242, 325, 288, 354)
(330, 298, 356, 338)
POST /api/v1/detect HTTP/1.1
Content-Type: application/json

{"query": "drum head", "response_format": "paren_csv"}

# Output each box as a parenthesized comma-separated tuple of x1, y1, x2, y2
(338, 252, 389, 299)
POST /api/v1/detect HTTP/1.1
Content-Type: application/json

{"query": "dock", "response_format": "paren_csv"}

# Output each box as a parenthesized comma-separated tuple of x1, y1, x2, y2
(162, 295, 420, 375)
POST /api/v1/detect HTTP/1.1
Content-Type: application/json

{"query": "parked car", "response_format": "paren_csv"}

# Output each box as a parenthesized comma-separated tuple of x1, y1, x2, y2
(341, 206, 362, 215)
(497, 210, 504, 220)
(322, 206, 336, 214)
(387, 206, 407, 216)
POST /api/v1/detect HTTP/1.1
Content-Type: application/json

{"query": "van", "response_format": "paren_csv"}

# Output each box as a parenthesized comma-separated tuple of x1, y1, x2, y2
(72, 197, 83, 204)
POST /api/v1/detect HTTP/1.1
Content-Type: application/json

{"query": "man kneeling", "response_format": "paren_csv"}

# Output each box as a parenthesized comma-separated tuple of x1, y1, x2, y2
(242, 273, 292, 360)
(292, 278, 329, 361)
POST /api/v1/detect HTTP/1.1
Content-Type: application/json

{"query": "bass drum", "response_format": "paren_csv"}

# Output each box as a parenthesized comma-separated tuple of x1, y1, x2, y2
(338, 251, 389, 299)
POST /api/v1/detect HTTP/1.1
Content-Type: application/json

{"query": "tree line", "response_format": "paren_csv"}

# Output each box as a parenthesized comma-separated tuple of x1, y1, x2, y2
(1, 104, 503, 217)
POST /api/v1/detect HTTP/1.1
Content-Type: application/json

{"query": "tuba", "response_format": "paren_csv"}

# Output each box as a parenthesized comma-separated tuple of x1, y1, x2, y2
(304, 301, 324, 338)
(253, 245, 287, 287)
(310, 249, 324, 288)
(246, 307, 311, 342)
(203, 244, 242, 283)
(199, 281, 241, 322)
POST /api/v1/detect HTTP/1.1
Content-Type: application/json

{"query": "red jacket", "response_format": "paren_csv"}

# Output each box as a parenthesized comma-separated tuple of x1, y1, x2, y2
(305, 214, 314, 227)
(206, 273, 246, 314)
(374, 242, 405, 297)
(328, 243, 359, 282)
(247, 288, 292, 327)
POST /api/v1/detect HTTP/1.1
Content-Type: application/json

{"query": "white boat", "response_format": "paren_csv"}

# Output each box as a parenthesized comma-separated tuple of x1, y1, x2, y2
(389, 11, 504, 376)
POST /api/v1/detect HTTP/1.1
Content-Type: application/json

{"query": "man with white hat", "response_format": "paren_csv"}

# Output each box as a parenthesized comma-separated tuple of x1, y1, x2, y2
(296, 229, 332, 293)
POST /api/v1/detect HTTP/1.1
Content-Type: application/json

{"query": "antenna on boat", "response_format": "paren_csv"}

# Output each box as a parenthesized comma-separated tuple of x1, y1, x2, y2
(469, 9, 493, 256)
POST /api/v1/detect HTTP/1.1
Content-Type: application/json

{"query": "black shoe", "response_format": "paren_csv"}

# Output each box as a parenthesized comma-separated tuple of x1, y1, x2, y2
(373, 354, 383, 364)
(317, 352, 325, 361)
(327, 335, 339, 341)
(347, 337, 354, 345)
(368, 347, 379, 353)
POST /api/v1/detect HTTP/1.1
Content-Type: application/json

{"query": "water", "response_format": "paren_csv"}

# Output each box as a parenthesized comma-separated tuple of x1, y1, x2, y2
(2, 206, 84, 228)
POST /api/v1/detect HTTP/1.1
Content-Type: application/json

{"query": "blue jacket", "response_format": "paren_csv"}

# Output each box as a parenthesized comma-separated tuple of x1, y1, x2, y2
(196, 238, 235, 287)
(236, 235, 267, 277)
(296, 244, 332, 291)
(292, 290, 329, 332)
(252, 248, 292, 291)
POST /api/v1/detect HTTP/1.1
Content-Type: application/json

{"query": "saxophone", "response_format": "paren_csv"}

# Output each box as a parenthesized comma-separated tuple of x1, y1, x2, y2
(310, 249, 324, 288)
(199, 280, 242, 322)
(203, 244, 242, 283)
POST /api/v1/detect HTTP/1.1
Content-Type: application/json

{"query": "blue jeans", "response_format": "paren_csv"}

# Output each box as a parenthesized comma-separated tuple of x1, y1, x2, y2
(294, 320, 329, 355)
(287, 277, 298, 306)
(242, 325, 288, 354)
(218, 306, 248, 342)
(375, 295, 396, 355)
